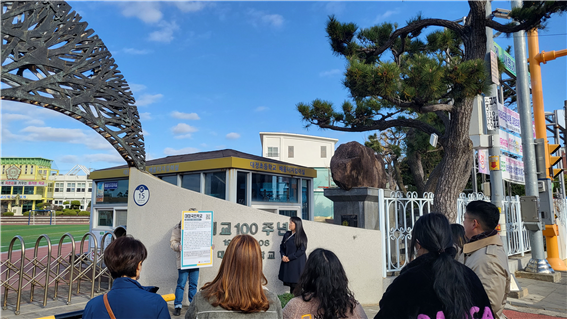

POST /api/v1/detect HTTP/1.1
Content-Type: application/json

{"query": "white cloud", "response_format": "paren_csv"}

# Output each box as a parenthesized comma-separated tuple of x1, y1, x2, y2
(164, 147, 200, 156)
(60, 155, 80, 164)
(148, 21, 180, 43)
(174, 134, 193, 139)
(172, 123, 198, 134)
(226, 132, 240, 140)
(215, 145, 226, 149)
(123, 48, 151, 55)
(171, 111, 200, 120)
(319, 69, 342, 77)
(255, 106, 269, 112)
(140, 112, 152, 120)
(142, 129, 150, 136)
(174, 2, 209, 13)
(247, 9, 284, 28)
(136, 93, 163, 107)
(200, 143, 208, 147)
(128, 83, 147, 93)
(374, 9, 401, 23)
(3, 126, 113, 150)
(83, 153, 125, 164)
(120, 2, 163, 24)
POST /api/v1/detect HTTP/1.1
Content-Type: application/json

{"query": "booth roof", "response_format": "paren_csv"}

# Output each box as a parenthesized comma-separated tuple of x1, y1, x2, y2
(95, 149, 310, 172)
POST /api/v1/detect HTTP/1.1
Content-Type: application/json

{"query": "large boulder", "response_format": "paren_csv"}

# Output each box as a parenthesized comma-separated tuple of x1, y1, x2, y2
(330, 141, 387, 190)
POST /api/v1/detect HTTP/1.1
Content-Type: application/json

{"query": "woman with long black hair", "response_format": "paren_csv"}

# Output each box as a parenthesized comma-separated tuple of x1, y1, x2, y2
(375, 213, 494, 319)
(278, 216, 308, 294)
(283, 248, 367, 319)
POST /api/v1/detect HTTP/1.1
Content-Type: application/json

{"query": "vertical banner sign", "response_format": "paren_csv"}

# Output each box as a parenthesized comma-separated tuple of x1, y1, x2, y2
(96, 182, 104, 203)
(490, 51, 500, 85)
(478, 149, 489, 174)
(484, 97, 499, 131)
(489, 155, 500, 171)
(181, 211, 214, 269)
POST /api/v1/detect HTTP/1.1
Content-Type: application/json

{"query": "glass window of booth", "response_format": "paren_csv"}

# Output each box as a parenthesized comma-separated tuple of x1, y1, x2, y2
(302, 180, 310, 220)
(98, 210, 113, 227)
(96, 180, 129, 204)
(161, 175, 177, 186)
(181, 174, 200, 192)
(204, 172, 226, 200)
(237, 172, 248, 206)
(251, 173, 298, 203)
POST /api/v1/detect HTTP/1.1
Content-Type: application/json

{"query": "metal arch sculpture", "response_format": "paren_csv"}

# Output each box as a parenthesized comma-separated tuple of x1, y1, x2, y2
(1, 1, 145, 169)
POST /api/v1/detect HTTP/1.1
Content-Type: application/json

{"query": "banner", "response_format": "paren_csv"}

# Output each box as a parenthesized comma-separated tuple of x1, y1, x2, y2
(477, 151, 525, 184)
(181, 211, 214, 269)
(499, 129, 523, 157)
(478, 149, 489, 175)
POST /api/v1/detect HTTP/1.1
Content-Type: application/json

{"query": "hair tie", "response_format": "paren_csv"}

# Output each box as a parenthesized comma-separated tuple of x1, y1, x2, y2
(438, 248, 445, 254)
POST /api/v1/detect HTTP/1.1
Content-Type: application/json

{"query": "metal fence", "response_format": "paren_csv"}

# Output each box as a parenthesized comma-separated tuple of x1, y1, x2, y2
(379, 191, 532, 277)
(1, 232, 114, 315)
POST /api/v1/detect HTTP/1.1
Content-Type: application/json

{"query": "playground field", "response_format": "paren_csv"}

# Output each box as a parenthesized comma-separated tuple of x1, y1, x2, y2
(1, 225, 90, 253)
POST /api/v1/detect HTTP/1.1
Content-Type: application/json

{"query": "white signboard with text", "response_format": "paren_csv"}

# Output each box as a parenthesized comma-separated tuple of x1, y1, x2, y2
(181, 211, 214, 269)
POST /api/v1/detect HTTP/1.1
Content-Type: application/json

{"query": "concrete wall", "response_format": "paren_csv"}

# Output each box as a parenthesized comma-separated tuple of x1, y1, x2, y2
(260, 133, 337, 168)
(127, 168, 383, 305)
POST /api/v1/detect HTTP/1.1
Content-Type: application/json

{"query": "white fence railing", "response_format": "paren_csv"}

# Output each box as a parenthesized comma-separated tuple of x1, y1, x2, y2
(379, 191, 532, 277)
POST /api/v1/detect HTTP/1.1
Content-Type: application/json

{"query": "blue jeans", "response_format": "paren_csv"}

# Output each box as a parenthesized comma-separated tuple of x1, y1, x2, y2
(174, 268, 199, 308)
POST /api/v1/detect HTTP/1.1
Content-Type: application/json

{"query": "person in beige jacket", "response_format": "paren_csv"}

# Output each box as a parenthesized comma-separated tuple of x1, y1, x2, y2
(462, 201, 510, 319)
(171, 221, 200, 316)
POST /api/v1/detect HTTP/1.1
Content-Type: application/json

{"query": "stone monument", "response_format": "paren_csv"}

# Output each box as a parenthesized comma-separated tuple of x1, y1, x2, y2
(324, 141, 387, 229)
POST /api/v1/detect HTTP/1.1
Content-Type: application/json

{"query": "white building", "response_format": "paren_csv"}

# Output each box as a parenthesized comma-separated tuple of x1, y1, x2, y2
(260, 132, 338, 222)
(50, 164, 93, 210)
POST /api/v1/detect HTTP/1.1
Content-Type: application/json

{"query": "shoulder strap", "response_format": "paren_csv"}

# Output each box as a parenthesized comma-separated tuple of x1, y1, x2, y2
(104, 293, 117, 319)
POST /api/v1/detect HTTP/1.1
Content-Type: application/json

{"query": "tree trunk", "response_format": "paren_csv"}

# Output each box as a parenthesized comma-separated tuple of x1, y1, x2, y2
(432, 1, 486, 222)
(392, 157, 408, 196)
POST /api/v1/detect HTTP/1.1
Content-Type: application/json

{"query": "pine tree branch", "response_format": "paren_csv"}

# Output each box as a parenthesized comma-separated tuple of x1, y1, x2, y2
(435, 110, 451, 129)
(315, 117, 441, 136)
(382, 96, 454, 113)
(359, 19, 466, 57)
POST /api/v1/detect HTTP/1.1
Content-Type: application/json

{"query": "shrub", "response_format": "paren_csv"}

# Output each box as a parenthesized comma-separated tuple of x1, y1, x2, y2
(23, 211, 30, 216)
(278, 293, 294, 308)
(63, 201, 69, 205)
(62, 211, 77, 216)
(55, 206, 63, 211)
(2, 212, 14, 216)
(56, 211, 63, 216)
(78, 211, 90, 216)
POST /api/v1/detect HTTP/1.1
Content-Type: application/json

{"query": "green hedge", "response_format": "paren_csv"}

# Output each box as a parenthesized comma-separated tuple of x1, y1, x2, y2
(2, 212, 14, 216)
(278, 293, 294, 308)
(23, 212, 29, 216)
(78, 211, 90, 216)
(56, 211, 64, 216)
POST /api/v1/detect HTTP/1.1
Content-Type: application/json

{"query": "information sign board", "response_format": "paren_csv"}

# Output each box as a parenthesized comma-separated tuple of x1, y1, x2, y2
(181, 211, 214, 269)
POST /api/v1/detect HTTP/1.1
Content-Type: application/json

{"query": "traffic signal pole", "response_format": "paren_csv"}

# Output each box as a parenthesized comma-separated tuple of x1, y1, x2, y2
(527, 29, 567, 271)
(511, 0, 549, 273)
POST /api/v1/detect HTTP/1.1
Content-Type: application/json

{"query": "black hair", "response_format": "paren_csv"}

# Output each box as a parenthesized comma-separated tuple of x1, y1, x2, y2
(290, 216, 308, 248)
(409, 213, 474, 319)
(465, 200, 500, 231)
(451, 223, 466, 249)
(296, 248, 356, 319)
(104, 236, 147, 279)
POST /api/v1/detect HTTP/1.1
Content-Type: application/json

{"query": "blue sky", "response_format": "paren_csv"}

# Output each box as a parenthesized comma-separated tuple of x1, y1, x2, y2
(1, 1, 565, 173)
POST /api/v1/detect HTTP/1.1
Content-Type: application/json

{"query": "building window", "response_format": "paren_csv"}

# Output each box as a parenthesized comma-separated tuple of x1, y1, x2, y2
(288, 146, 294, 158)
(55, 183, 64, 192)
(279, 210, 298, 217)
(30, 166, 34, 174)
(77, 183, 86, 192)
(66, 183, 76, 193)
(1, 186, 11, 195)
(182, 174, 201, 192)
(321, 146, 327, 158)
(12, 186, 23, 195)
(2, 165, 4, 174)
(267, 147, 279, 157)
(88, 186, 92, 193)
(237, 172, 248, 206)
(161, 175, 177, 185)
(24, 165, 28, 174)
(204, 172, 226, 200)
(24, 186, 34, 195)
(251, 173, 298, 203)
(98, 180, 129, 204)
(36, 186, 45, 196)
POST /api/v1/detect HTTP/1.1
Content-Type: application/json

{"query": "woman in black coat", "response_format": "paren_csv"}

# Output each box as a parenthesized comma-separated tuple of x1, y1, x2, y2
(278, 216, 308, 294)
(375, 213, 494, 319)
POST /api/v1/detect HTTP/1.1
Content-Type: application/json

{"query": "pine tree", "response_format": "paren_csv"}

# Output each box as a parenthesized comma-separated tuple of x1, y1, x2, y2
(297, 1, 566, 221)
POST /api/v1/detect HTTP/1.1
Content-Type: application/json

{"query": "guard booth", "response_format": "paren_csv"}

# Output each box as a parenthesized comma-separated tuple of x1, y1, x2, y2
(88, 149, 316, 254)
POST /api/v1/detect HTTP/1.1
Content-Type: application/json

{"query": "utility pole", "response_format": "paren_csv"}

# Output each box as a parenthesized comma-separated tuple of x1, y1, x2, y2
(511, 0, 550, 273)
(485, 0, 506, 246)
(527, 29, 567, 271)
